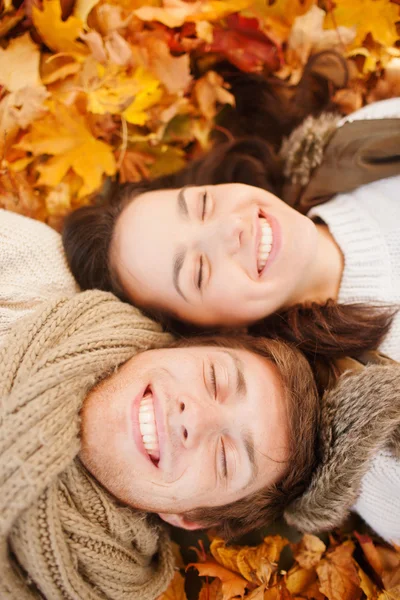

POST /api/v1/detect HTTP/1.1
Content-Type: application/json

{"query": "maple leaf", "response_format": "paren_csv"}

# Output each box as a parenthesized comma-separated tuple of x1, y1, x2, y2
(188, 561, 248, 600)
(157, 571, 187, 600)
(0, 170, 43, 220)
(288, 5, 356, 67)
(324, 0, 400, 48)
(32, 0, 87, 55)
(117, 149, 155, 183)
(244, 0, 316, 44)
(0, 33, 41, 92)
(134, 0, 252, 29)
(15, 103, 116, 197)
(40, 54, 82, 85)
(0, 86, 49, 155)
(316, 541, 362, 600)
(357, 567, 379, 600)
(206, 13, 283, 73)
(137, 37, 192, 95)
(194, 71, 235, 120)
(209, 535, 288, 586)
(198, 579, 223, 600)
(293, 534, 326, 570)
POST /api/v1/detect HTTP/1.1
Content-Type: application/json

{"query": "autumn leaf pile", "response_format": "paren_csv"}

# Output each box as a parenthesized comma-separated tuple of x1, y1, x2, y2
(162, 533, 400, 600)
(0, 0, 399, 228)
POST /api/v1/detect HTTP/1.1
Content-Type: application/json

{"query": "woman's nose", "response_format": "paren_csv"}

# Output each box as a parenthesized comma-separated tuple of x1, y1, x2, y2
(201, 216, 243, 256)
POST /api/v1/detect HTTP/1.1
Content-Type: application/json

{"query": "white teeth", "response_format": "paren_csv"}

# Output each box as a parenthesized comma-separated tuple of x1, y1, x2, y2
(138, 392, 160, 461)
(257, 217, 273, 273)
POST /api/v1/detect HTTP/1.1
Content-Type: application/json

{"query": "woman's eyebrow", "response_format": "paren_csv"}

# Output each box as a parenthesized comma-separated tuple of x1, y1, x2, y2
(177, 187, 189, 219)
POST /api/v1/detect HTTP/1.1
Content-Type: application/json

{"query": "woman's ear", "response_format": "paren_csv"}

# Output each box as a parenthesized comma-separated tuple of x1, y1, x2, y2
(158, 513, 203, 530)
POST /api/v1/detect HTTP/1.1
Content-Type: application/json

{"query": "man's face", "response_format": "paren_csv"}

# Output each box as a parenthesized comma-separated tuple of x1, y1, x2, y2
(80, 345, 289, 525)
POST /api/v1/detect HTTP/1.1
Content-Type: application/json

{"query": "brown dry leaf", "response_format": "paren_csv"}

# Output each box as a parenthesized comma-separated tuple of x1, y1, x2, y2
(0, 33, 41, 92)
(40, 54, 82, 85)
(198, 579, 223, 600)
(104, 31, 133, 66)
(210, 536, 288, 587)
(288, 5, 355, 66)
(355, 533, 384, 578)
(285, 566, 322, 598)
(0, 8, 25, 38)
(0, 170, 43, 220)
(188, 561, 248, 600)
(376, 546, 400, 597)
(293, 534, 326, 570)
(194, 71, 235, 120)
(117, 149, 155, 183)
(15, 102, 116, 197)
(332, 86, 364, 115)
(157, 571, 187, 600)
(316, 541, 362, 600)
(137, 37, 192, 95)
(324, 0, 400, 48)
(368, 57, 400, 102)
(0, 86, 49, 155)
(134, 0, 251, 29)
(357, 567, 379, 600)
(32, 0, 87, 55)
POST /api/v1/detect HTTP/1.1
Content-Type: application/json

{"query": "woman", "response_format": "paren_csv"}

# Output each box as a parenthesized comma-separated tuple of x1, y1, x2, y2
(63, 97, 400, 362)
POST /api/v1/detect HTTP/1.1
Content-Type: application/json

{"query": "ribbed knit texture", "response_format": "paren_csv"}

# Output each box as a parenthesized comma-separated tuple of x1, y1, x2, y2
(0, 209, 79, 344)
(0, 291, 175, 599)
(308, 99, 400, 544)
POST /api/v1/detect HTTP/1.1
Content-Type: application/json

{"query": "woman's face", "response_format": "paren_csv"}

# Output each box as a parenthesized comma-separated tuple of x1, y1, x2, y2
(112, 183, 318, 326)
(80, 345, 289, 522)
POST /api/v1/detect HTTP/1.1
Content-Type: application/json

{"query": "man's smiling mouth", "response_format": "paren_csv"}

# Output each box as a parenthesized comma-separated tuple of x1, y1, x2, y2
(257, 216, 273, 273)
(138, 387, 160, 465)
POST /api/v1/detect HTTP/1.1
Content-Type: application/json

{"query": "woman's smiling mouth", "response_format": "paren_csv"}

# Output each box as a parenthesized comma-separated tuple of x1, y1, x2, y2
(257, 216, 273, 273)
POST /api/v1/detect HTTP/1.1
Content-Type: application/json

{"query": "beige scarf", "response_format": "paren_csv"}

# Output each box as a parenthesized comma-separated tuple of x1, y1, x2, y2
(0, 291, 175, 599)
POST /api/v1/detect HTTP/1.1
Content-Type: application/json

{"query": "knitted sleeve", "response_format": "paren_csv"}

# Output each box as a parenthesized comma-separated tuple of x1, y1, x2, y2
(339, 97, 400, 124)
(354, 450, 400, 544)
(0, 209, 79, 344)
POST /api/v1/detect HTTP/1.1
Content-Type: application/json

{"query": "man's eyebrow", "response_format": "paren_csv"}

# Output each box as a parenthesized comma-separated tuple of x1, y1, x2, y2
(177, 187, 189, 219)
(243, 430, 258, 481)
(224, 350, 247, 397)
(173, 247, 187, 300)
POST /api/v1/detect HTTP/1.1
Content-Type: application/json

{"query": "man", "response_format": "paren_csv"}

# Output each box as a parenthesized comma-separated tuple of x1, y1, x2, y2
(0, 288, 317, 599)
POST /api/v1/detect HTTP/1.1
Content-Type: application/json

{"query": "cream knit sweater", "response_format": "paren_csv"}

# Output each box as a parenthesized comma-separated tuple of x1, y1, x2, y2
(0, 209, 79, 344)
(309, 98, 400, 543)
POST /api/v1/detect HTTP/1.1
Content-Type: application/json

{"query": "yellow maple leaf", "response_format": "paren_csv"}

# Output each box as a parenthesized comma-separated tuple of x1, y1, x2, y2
(32, 0, 87, 55)
(324, 0, 400, 48)
(134, 0, 252, 29)
(86, 64, 162, 124)
(15, 103, 116, 198)
(0, 33, 41, 92)
(245, 0, 316, 44)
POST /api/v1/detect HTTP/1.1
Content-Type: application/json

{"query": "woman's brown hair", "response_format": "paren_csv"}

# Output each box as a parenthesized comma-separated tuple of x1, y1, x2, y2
(170, 333, 321, 539)
(62, 52, 396, 360)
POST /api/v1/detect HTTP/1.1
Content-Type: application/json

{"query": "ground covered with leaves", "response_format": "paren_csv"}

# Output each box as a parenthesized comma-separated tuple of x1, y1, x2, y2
(0, 0, 400, 228)
(1, 0, 400, 598)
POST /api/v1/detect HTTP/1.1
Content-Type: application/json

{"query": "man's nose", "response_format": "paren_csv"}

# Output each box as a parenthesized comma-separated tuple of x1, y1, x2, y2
(170, 396, 221, 449)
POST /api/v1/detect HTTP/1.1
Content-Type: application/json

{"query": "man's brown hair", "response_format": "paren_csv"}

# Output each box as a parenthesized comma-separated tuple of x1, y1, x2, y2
(171, 333, 321, 540)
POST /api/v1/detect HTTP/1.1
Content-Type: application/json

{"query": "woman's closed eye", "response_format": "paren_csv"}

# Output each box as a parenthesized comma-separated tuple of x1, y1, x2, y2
(220, 438, 228, 479)
(201, 190, 208, 220)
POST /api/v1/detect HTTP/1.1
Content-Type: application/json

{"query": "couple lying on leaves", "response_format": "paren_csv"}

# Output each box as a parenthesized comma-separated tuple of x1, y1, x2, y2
(1, 64, 400, 600)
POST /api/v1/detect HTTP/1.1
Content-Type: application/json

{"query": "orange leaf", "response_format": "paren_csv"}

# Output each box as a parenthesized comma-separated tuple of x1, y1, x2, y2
(198, 579, 223, 600)
(293, 534, 326, 570)
(355, 533, 384, 578)
(316, 541, 362, 600)
(210, 535, 288, 586)
(188, 561, 248, 600)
